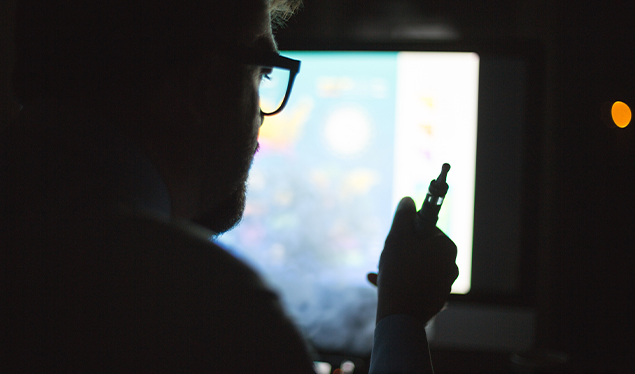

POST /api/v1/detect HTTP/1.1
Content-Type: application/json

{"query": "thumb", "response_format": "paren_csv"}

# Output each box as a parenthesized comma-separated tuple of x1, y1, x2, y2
(389, 197, 416, 235)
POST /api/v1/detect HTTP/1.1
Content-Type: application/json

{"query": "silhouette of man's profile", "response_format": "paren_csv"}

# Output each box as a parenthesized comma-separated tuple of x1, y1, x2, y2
(2, 1, 458, 372)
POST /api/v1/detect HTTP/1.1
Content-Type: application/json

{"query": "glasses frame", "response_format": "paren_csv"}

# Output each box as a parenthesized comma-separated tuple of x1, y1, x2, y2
(240, 50, 301, 116)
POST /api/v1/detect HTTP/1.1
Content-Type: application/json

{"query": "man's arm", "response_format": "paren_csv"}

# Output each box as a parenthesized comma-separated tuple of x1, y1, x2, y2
(368, 197, 459, 373)
(369, 314, 432, 374)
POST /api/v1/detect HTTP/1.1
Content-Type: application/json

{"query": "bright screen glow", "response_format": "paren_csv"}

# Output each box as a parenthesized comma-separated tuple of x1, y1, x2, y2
(217, 51, 480, 354)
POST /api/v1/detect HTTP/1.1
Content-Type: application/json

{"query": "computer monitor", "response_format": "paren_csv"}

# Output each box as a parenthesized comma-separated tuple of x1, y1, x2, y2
(217, 41, 543, 356)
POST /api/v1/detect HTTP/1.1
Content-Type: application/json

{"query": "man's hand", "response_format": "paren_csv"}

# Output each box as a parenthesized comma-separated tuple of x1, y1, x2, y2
(367, 197, 459, 325)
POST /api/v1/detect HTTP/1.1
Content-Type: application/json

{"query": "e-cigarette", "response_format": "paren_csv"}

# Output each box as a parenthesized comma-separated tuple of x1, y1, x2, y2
(415, 163, 450, 238)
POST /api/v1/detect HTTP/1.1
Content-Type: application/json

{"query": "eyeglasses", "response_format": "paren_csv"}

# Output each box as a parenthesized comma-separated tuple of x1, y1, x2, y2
(241, 51, 301, 116)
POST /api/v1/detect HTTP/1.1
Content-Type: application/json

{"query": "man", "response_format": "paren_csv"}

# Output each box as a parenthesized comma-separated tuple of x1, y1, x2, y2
(2, 0, 458, 372)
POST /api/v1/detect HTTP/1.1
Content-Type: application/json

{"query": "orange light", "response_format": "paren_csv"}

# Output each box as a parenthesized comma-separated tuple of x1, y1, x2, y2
(611, 101, 631, 128)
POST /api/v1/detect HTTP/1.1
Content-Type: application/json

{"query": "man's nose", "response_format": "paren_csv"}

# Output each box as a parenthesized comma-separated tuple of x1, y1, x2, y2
(259, 111, 266, 127)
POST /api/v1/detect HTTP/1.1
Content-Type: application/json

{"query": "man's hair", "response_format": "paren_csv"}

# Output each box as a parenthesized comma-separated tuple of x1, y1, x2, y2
(270, 0, 303, 29)
(13, 0, 302, 108)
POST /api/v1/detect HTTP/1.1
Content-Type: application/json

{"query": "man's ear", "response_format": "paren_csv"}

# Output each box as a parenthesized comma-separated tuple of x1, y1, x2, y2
(185, 53, 229, 121)
(141, 65, 191, 128)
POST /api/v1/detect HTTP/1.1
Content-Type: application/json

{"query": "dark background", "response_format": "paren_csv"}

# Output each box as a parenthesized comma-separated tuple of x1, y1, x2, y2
(2, 1, 634, 372)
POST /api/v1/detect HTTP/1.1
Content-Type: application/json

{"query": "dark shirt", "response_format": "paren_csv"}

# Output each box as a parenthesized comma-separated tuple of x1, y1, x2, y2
(1, 104, 316, 372)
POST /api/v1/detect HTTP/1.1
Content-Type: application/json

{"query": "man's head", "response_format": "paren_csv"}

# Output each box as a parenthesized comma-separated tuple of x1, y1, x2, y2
(14, 0, 302, 233)
(14, 0, 300, 108)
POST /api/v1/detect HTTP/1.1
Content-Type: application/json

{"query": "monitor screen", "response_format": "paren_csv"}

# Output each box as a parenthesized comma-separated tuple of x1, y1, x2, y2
(218, 49, 479, 353)
(217, 43, 540, 355)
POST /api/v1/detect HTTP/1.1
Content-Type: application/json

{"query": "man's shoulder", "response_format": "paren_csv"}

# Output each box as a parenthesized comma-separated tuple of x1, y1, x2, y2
(105, 208, 317, 371)
(3, 206, 317, 372)
(111, 206, 268, 291)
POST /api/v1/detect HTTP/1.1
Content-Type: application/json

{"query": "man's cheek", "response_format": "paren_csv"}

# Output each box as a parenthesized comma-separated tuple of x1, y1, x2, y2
(241, 68, 263, 132)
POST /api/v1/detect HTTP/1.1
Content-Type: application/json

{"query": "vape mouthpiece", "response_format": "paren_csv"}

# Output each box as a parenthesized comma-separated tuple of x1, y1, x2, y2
(437, 163, 451, 184)
(416, 163, 451, 235)
(428, 163, 451, 197)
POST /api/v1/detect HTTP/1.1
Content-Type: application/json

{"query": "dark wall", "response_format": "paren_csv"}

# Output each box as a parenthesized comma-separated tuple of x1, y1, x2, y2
(0, 0, 18, 126)
(544, 3, 635, 370)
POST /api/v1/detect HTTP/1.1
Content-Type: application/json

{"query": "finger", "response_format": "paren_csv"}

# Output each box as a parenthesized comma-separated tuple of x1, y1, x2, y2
(367, 272, 378, 286)
(451, 263, 459, 282)
(441, 264, 459, 293)
(426, 233, 458, 260)
(389, 197, 416, 235)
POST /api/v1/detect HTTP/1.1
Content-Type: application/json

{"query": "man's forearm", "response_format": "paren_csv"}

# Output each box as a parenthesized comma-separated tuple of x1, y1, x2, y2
(369, 314, 434, 374)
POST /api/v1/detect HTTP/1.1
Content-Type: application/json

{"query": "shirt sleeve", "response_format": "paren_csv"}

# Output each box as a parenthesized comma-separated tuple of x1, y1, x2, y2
(368, 314, 434, 374)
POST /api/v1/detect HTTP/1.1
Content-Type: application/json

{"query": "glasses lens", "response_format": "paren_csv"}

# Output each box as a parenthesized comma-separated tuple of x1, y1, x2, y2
(259, 67, 290, 114)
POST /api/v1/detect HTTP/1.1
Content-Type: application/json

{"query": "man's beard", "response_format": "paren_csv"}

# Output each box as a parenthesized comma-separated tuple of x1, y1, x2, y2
(189, 77, 260, 235)
(193, 179, 247, 235)
(191, 137, 257, 235)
